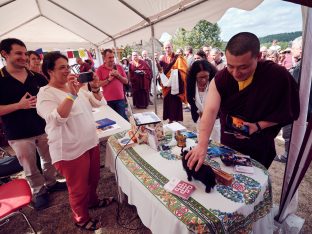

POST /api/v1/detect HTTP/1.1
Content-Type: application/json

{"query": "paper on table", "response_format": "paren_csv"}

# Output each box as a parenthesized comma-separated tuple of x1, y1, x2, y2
(133, 112, 161, 126)
(164, 122, 186, 132)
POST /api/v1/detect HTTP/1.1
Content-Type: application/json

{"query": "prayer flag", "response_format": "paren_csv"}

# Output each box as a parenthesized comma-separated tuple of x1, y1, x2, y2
(67, 51, 74, 58)
(73, 50, 79, 58)
(78, 49, 86, 57)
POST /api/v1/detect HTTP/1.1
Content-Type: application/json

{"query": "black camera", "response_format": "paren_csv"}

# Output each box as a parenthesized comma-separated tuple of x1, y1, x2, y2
(77, 72, 94, 83)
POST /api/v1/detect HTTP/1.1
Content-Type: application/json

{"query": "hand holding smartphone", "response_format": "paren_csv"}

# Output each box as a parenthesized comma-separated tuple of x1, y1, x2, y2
(225, 115, 250, 137)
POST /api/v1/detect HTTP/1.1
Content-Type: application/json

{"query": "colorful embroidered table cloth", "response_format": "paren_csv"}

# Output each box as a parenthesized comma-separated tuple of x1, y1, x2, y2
(106, 133, 273, 234)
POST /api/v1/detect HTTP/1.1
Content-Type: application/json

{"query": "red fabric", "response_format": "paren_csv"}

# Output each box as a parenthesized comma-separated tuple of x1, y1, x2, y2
(96, 64, 127, 101)
(54, 145, 100, 223)
(129, 59, 152, 108)
(79, 62, 91, 72)
(0, 179, 31, 218)
(67, 51, 74, 58)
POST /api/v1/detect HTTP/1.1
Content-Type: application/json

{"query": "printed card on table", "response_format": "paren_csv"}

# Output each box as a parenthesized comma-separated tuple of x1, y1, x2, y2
(164, 178, 196, 200)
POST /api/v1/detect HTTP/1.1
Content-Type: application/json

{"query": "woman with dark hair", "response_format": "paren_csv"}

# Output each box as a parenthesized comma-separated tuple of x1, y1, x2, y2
(194, 50, 207, 61)
(187, 60, 220, 141)
(36, 52, 112, 231)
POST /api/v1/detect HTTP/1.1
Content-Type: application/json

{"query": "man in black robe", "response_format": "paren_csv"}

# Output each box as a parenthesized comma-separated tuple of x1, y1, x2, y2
(186, 32, 300, 169)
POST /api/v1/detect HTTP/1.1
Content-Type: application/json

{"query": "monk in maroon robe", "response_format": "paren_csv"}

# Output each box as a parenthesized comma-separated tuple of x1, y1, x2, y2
(186, 32, 300, 170)
(129, 52, 152, 108)
(158, 41, 188, 122)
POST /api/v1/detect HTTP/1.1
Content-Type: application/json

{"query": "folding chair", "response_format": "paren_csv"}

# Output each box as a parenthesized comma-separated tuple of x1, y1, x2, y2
(0, 179, 36, 233)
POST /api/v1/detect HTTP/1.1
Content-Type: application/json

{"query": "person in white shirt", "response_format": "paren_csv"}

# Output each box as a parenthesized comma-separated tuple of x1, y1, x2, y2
(36, 52, 113, 231)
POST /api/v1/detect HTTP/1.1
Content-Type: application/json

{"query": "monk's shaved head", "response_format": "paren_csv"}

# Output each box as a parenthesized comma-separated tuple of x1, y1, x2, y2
(226, 32, 260, 58)
(164, 41, 173, 56)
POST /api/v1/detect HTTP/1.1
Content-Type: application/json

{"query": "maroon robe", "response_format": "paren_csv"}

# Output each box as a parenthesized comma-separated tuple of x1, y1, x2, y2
(79, 62, 91, 72)
(129, 59, 152, 108)
(215, 60, 300, 168)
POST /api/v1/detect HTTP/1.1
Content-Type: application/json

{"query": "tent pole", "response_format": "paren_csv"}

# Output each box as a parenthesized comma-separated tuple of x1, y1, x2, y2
(113, 40, 119, 64)
(151, 24, 158, 114)
(96, 46, 103, 67)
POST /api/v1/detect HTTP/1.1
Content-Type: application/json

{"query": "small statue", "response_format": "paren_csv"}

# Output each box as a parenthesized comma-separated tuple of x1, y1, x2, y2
(181, 148, 216, 193)
(175, 130, 186, 149)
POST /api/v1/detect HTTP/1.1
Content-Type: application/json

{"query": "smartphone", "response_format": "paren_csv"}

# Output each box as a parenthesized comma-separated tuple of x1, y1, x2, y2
(225, 115, 250, 137)
(77, 72, 94, 83)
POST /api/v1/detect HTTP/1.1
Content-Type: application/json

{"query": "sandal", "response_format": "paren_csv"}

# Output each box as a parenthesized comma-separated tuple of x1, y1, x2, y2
(89, 197, 116, 209)
(75, 218, 100, 231)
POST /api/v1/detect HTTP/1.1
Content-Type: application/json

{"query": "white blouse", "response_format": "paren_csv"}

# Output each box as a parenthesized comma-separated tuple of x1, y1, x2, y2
(36, 86, 106, 164)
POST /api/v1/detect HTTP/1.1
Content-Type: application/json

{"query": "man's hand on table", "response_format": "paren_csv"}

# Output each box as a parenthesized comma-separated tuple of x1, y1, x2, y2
(185, 144, 207, 172)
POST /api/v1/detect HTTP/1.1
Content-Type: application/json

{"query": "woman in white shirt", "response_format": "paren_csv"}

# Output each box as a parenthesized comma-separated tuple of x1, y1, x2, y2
(186, 60, 221, 142)
(36, 52, 112, 231)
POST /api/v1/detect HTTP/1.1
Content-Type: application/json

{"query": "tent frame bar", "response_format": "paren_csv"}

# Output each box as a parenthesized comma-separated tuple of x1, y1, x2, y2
(118, 0, 150, 24)
(0, 15, 41, 38)
(0, 0, 15, 8)
(47, 0, 114, 40)
(98, 0, 206, 46)
(42, 16, 97, 48)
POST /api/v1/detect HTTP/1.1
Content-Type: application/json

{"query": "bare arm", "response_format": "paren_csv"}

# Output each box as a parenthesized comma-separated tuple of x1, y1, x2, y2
(98, 78, 111, 87)
(110, 69, 128, 84)
(0, 92, 36, 116)
(244, 120, 278, 135)
(115, 73, 128, 84)
(57, 74, 84, 118)
(186, 79, 221, 171)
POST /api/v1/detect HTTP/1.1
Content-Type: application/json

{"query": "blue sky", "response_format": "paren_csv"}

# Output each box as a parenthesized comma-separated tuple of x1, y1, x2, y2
(218, 0, 302, 41)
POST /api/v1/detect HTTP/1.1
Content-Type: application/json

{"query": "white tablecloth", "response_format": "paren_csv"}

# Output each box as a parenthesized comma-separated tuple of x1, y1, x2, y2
(92, 105, 130, 140)
(106, 134, 274, 234)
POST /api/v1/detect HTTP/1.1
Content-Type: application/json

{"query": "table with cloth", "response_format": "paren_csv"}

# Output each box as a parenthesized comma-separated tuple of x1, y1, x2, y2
(105, 132, 274, 234)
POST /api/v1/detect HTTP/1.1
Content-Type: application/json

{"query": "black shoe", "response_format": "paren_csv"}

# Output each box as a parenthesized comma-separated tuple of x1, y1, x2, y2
(33, 192, 49, 210)
(274, 155, 287, 163)
(149, 100, 153, 105)
(47, 181, 67, 193)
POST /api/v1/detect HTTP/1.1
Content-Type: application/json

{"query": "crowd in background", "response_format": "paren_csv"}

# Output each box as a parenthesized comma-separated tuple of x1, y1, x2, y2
(0, 34, 306, 231)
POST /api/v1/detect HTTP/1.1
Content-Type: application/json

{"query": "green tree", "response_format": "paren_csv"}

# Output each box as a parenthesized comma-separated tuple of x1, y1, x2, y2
(172, 20, 222, 51)
(121, 45, 133, 59)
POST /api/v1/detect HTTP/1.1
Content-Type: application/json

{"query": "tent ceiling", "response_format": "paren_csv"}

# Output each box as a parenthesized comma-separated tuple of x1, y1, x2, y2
(0, 0, 264, 49)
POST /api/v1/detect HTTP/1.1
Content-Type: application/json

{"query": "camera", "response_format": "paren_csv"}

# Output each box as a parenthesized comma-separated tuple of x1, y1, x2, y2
(77, 72, 94, 83)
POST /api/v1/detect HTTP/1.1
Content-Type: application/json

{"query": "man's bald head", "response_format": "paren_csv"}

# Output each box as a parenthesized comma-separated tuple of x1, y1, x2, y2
(164, 41, 173, 56)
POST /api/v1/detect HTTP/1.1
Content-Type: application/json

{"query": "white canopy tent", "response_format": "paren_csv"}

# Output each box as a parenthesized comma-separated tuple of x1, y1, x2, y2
(0, 0, 263, 49)
(1, 0, 312, 232)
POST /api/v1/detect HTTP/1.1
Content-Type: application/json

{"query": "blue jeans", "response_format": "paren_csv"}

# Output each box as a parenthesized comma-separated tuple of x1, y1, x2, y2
(107, 99, 128, 121)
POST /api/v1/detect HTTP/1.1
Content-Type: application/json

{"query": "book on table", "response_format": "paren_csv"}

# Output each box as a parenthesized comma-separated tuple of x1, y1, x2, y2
(164, 178, 196, 200)
(95, 118, 116, 129)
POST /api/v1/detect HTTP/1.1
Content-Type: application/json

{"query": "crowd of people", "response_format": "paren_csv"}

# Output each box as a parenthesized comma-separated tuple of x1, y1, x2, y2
(0, 32, 306, 231)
